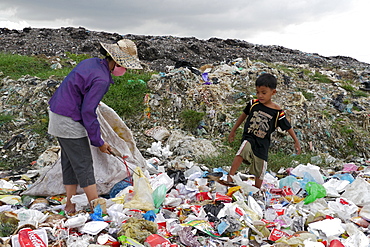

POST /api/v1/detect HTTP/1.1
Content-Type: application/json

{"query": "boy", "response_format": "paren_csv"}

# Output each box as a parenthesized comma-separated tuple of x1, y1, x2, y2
(227, 73, 301, 188)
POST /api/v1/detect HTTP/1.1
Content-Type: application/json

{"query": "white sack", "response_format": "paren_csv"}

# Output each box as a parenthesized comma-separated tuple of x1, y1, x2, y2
(22, 102, 146, 196)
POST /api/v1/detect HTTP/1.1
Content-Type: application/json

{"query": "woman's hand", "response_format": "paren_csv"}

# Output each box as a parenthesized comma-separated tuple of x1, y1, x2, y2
(99, 142, 112, 155)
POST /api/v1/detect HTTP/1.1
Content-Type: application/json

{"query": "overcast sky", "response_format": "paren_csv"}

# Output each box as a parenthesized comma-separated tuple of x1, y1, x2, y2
(1, 0, 369, 64)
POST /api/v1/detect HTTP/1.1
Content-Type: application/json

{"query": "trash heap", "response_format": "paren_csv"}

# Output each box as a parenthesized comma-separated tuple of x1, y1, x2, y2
(141, 58, 370, 159)
(0, 152, 369, 246)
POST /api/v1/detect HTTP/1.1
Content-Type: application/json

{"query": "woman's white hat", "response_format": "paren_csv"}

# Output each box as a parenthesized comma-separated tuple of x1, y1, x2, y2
(100, 39, 142, 69)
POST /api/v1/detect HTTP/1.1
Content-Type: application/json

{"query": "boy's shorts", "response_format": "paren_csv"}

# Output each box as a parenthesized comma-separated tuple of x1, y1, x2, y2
(236, 140, 267, 180)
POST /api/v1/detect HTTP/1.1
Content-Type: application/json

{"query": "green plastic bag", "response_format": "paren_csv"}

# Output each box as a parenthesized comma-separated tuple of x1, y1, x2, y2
(304, 182, 327, 204)
(153, 184, 167, 209)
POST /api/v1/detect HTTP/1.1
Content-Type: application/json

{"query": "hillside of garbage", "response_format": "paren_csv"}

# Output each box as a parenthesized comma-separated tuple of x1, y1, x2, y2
(0, 27, 370, 246)
(1, 26, 369, 168)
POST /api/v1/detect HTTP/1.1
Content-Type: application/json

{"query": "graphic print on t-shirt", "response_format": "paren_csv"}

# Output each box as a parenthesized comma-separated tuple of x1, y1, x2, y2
(247, 110, 274, 138)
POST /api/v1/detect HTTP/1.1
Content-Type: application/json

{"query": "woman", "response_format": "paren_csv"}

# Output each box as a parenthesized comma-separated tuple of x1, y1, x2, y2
(48, 39, 142, 213)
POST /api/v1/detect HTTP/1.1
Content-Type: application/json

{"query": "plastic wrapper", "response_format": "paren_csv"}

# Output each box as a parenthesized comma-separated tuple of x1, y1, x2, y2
(0, 211, 19, 237)
(230, 174, 259, 196)
(150, 173, 174, 193)
(143, 210, 156, 222)
(323, 179, 349, 197)
(144, 234, 172, 247)
(63, 213, 89, 228)
(248, 195, 263, 218)
(70, 194, 89, 211)
(90, 204, 105, 221)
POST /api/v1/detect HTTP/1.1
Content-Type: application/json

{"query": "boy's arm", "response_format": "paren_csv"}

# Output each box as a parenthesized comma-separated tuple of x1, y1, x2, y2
(287, 128, 301, 154)
(228, 112, 247, 142)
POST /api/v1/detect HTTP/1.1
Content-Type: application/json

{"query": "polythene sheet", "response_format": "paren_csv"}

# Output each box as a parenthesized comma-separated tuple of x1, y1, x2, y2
(22, 102, 147, 196)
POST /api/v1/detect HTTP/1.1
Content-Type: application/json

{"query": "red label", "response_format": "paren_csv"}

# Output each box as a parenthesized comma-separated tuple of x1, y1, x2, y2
(268, 228, 291, 241)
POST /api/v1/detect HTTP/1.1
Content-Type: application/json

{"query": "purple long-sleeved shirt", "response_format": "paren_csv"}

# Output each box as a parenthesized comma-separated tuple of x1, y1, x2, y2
(49, 58, 114, 147)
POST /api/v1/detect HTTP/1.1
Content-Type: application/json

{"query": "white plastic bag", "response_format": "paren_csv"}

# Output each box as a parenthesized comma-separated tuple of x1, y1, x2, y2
(123, 167, 155, 211)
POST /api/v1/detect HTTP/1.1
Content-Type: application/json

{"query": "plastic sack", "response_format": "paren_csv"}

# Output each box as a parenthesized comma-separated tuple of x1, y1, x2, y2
(304, 182, 326, 204)
(124, 167, 155, 211)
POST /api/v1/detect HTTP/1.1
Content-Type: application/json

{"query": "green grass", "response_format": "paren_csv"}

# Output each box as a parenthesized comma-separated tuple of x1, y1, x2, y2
(297, 88, 314, 101)
(311, 72, 333, 84)
(340, 81, 355, 92)
(179, 109, 206, 131)
(102, 71, 154, 118)
(0, 113, 13, 125)
(268, 152, 315, 172)
(0, 52, 90, 80)
(353, 90, 368, 97)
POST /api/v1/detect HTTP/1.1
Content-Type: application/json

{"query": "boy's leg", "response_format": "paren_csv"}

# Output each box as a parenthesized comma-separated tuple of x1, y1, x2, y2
(250, 157, 267, 189)
(228, 140, 252, 182)
(255, 178, 263, 188)
(227, 155, 243, 182)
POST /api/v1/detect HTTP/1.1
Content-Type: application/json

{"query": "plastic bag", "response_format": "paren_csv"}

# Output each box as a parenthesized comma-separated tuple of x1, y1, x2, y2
(109, 177, 133, 198)
(90, 204, 105, 221)
(304, 182, 326, 204)
(152, 184, 167, 209)
(124, 167, 154, 211)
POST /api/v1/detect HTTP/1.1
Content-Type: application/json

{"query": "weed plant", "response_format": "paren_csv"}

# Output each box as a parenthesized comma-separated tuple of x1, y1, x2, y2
(180, 110, 206, 131)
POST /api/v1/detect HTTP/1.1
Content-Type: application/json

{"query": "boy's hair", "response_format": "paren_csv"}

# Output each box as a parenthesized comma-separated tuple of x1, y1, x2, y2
(255, 73, 277, 89)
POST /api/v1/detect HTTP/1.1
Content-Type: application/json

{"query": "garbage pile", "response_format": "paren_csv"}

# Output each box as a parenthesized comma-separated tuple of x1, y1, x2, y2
(0, 152, 369, 246)
(1, 55, 370, 169)
(139, 58, 370, 159)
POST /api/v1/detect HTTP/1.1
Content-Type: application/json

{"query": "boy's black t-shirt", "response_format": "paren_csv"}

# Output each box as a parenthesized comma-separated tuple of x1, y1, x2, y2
(242, 99, 291, 161)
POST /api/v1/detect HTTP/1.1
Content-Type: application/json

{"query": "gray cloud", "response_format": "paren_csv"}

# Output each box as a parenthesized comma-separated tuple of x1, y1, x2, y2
(1, 0, 353, 38)
(1, 0, 369, 63)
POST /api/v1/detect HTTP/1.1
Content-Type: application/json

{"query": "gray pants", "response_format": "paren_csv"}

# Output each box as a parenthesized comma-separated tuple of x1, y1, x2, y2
(58, 137, 95, 188)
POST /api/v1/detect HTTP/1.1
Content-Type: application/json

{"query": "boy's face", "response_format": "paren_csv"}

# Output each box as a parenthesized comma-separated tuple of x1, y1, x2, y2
(256, 86, 276, 104)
